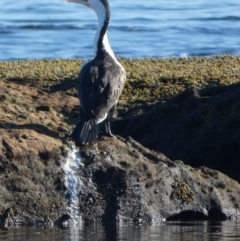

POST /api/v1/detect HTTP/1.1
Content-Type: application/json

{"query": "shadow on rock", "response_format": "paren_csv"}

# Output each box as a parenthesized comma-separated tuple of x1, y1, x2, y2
(115, 82, 240, 182)
(92, 167, 127, 222)
(0, 122, 64, 140)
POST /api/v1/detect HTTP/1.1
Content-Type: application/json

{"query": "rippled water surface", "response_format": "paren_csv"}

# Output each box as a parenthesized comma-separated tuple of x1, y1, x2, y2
(1, 221, 240, 241)
(1, 0, 240, 60)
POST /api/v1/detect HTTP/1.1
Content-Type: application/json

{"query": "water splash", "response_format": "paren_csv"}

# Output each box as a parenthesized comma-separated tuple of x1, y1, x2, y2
(64, 144, 83, 223)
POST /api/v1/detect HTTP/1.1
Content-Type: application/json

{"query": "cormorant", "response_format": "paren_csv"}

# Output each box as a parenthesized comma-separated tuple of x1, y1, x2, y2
(67, 0, 126, 145)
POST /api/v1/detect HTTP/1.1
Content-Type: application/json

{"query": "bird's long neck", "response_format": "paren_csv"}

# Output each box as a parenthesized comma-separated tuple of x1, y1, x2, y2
(93, 3, 115, 59)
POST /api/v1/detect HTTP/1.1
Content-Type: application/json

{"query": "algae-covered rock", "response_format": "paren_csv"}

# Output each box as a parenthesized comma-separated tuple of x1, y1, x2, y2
(0, 56, 240, 225)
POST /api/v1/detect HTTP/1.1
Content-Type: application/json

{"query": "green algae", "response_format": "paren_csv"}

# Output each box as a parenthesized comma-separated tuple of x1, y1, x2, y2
(171, 179, 195, 204)
(0, 59, 80, 83)
(1, 56, 240, 104)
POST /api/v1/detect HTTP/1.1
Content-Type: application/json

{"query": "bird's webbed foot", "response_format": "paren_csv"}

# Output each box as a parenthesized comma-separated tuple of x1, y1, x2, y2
(104, 121, 116, 138)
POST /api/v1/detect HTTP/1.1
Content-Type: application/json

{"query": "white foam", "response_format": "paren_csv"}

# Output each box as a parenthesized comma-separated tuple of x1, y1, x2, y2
(64, 144, 83, 223)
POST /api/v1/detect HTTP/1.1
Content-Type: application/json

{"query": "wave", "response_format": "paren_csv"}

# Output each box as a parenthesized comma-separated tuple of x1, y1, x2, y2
(1, 24, 161, 33)
(185, 16, 240, 21)
(110, 26, 159, 33)
(0, 24, 95, 31)
(20, 24, 80, 30)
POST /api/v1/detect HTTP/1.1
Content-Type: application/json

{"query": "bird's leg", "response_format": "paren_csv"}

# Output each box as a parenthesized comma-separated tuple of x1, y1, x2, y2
(104, 104, 116, 138)
(105, 121, 116, 138)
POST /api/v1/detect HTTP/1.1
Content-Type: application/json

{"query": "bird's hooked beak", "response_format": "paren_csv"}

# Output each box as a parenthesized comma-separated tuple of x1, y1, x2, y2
(66, 0, 89, 7)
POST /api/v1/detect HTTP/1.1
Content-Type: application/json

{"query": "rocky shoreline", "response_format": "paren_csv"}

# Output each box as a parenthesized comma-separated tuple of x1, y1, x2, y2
(0, 56, 240, 225)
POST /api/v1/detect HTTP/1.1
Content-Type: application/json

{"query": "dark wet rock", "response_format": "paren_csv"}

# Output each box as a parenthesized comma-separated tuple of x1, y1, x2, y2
(36, 105, 50, 111)
(0, 95, 6, 102)
(118, 83, 240, 182)
(1, 135, 240, 225)
(66, 137, 240, 222)
(0, 207, 19, 227)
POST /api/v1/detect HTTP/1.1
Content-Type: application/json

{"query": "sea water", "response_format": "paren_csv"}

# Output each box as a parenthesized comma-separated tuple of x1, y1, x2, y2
(1, 221, 240, 241)
(0, 0, 240, 60)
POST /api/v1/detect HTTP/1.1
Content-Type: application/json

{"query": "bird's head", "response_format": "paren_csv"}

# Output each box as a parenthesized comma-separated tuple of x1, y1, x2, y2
(66, 0, 110, 18)
(66, 0, 106, 8)
(66, 0, 90, 7)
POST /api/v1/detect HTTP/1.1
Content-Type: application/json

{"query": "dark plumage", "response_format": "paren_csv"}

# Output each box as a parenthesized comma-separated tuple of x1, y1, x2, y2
(67, 0, 126, 145)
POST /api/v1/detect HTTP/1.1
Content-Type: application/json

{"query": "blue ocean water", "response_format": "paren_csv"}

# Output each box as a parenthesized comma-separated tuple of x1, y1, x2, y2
(0, 0, 240, 60)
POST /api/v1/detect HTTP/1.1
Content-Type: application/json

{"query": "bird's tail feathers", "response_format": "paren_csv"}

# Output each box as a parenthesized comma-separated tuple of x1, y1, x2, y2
(70, 120, 99, 145)
(80, 120, 99, 144)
